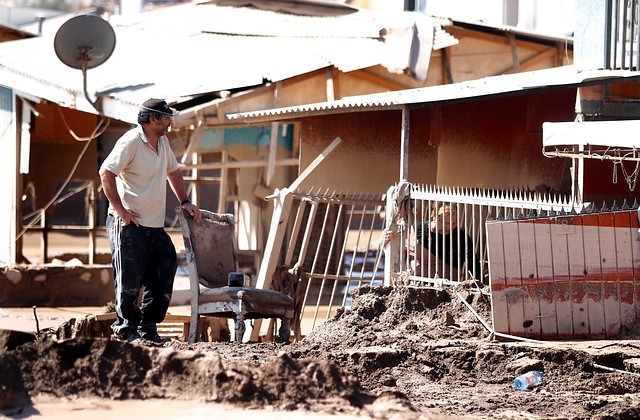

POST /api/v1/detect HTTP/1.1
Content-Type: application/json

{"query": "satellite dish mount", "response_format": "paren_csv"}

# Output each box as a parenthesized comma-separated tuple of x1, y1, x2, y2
(54, 15, 116, 111)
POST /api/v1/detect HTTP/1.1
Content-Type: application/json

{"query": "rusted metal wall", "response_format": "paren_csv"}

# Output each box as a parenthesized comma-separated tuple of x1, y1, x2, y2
(487, 208, 640, 339)
(298, 89, 576, 195)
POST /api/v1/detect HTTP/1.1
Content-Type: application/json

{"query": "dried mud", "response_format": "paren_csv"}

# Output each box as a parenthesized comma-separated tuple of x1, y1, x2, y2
(3, 284, 640, 419)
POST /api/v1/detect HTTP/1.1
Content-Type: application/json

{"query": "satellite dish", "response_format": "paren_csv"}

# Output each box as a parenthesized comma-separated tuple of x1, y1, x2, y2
(54, 15, 116, 110)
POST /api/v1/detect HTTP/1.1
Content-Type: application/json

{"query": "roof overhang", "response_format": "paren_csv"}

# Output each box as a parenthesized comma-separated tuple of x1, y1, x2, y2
(227, 66, 640, 123)
(543, 120, 640, 161)
(0, 4, 444, 125)
(447, 18, 574, 48)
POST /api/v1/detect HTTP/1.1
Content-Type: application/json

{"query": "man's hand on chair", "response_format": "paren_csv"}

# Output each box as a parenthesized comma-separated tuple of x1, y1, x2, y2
(182, 202, 202, 222)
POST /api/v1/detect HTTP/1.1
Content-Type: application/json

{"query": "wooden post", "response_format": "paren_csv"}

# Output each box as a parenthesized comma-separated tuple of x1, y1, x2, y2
(255, 187, 294, 291)
(266, 82, 281, 187)
(218, 150, 227, 213)
(88, 181, 96, 265)
(182, 117, 205, 206)
(508, 33, 521, 73)
(40, 208, 48, 264)
(190, 150, 200, 207)
(267, 123, 278, 187)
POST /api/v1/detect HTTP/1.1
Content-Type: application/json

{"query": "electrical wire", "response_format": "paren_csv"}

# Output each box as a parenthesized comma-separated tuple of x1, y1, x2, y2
(14, 108, 111, 250)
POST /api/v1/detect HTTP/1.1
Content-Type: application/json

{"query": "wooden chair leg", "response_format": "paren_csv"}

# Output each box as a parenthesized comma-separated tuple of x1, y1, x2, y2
(189, 313, 199, 343)
(277, 317, 291, 343)
(265, 318, 276, 342)
(234, 313, 246, 343)
(182, 321, 190, 342)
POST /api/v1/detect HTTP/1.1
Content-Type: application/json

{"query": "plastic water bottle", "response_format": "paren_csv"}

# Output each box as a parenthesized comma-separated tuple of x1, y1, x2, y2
(513, 370, 544, 391)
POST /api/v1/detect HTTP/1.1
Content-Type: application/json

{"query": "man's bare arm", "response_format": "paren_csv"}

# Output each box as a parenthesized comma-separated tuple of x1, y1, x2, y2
(167, 169, 201, 221)
(99, 169, 140, 226)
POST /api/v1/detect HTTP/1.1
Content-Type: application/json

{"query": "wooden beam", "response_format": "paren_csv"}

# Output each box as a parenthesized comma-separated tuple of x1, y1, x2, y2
(217, 150, 227, 213)
(508, 33, 521, 73)
(290, 136, 342, 193)
(325, 67, 336, 101)
(266, 81, 282, 187)
(442, 47, 453, 84)
(180, 116, 205, 164)
(181, 158, 299, 171)
(351, 68, 412, 91)
(492, 47, 555, 76)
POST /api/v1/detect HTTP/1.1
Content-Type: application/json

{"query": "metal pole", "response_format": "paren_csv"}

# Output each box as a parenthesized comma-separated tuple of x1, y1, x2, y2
(400, 105, 410, 182)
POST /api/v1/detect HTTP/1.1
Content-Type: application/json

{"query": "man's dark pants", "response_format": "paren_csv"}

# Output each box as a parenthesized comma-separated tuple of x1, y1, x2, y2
(106, 214, 176, 337)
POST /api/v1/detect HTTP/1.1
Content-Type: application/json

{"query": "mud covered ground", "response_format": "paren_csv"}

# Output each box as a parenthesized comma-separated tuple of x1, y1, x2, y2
(3, 284, 640, 419)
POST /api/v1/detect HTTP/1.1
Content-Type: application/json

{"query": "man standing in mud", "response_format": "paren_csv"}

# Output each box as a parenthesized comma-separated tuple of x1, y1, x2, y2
(100, 98, 201, 343)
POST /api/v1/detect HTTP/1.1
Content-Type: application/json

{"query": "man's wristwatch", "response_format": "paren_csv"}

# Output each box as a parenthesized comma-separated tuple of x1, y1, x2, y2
(181, 199, 191, 207)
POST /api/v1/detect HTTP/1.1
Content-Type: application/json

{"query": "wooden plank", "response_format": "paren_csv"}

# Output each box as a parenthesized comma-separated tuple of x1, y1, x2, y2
(516, 220, 542, 338)
(486, 221, 509, 335)
(581, 214, 606, 338)
(181, 157, 299, 171)
(614, 211, 636, 330)
(290, 136, 342, 193)
(631, 210, 640, 320)
(532, 218, 558, 339)
(501, 221, 525, 336)
(565, 215, 590, 338)
(550, 216, 573, 338)
(598, 212, 621, 337)
(284, 200, 308, 267)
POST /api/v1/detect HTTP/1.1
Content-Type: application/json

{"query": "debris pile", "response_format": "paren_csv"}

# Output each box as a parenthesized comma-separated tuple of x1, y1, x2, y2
(3, 284, 640, 418)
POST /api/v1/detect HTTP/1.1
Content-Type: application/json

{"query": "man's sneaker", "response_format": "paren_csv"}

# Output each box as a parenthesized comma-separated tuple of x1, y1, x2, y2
(138, 330, 171, 344)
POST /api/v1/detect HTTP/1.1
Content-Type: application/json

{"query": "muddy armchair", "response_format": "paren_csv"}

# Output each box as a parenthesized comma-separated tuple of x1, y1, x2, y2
(176, 208, 294, 343)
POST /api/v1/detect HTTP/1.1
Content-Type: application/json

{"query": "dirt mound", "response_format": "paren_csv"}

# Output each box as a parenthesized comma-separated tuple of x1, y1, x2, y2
(0, 338, 390, 415)
(304, 283, 491, 350)
(3, 284, 640, 419)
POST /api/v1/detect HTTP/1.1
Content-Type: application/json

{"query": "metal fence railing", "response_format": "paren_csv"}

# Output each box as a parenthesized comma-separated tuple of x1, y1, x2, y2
(276, 183, 581, 338)
(606, 0, 640, 70)
(281, 191, 386, 335)
(385, 183, 584, 288)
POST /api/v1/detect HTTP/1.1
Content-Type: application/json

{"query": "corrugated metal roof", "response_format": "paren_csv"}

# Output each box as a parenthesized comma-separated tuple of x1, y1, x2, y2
(226, 66, 640, 122)
(0, 2, 423, 123)
(1, 2, 585, 125)
(448, 17, 574, 46)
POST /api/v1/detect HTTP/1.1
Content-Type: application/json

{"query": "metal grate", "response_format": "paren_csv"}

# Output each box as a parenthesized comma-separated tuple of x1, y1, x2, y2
(606, 0, 640, 70)
(282, 191, 386, 335)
